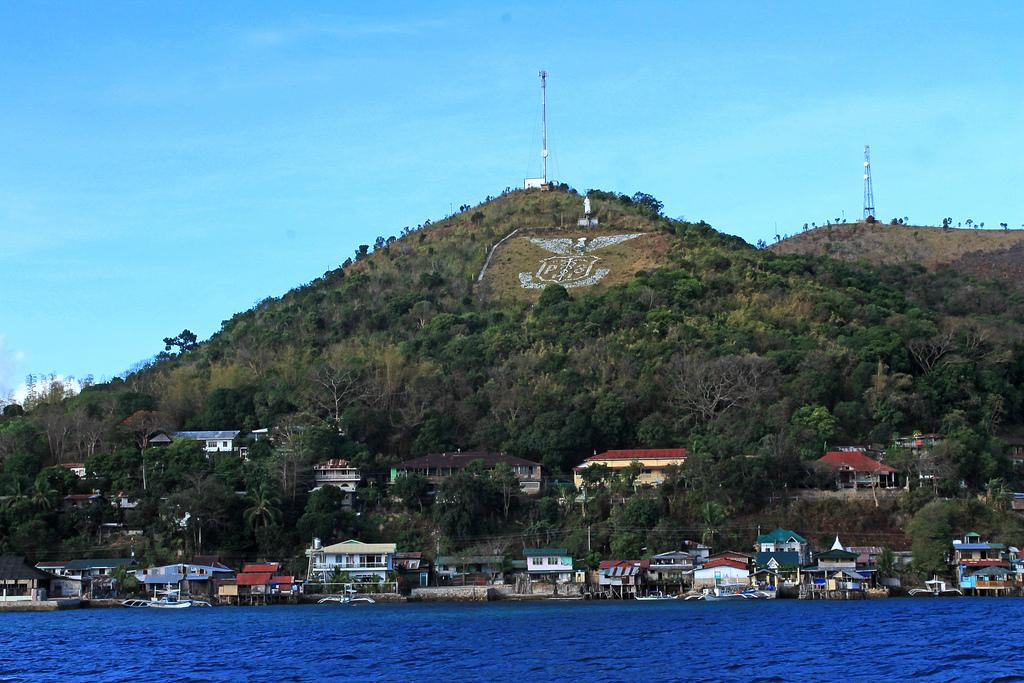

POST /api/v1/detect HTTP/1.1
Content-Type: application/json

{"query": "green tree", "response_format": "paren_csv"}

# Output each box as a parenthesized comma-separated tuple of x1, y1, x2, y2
(392, 473, 430, 512)
(434, 469, 500, 539)
(907, 499, 955, 577)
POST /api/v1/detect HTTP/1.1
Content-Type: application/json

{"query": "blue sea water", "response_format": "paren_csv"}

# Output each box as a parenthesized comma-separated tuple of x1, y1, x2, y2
(1, 599, 1022, 682)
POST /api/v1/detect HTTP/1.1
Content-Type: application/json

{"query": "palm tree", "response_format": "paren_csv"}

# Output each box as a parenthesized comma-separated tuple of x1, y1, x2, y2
(244, 484, 282, 530)
(31, 481, 58, 511)
(876, 547, 898, 579)
(700, 501, 726, 548)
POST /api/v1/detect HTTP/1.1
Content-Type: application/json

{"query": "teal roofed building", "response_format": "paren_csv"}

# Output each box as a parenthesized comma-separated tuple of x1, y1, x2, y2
(756, 528, 810, 565)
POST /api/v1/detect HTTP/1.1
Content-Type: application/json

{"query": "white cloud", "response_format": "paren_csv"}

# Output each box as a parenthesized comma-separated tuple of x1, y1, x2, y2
(12, 374, 82, 406)
(241, 16, 449, 47)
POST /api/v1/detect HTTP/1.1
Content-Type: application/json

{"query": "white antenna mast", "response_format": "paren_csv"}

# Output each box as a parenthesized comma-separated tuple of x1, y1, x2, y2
(540, 69, 548, 184)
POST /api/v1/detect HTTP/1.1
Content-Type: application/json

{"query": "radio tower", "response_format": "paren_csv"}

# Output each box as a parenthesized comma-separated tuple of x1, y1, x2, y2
(539, 70, 549, 184)
(863, 145, 875, 221)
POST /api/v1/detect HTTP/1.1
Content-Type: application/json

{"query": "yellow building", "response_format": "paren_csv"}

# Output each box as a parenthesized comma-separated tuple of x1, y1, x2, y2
(573, 448, 688, 488)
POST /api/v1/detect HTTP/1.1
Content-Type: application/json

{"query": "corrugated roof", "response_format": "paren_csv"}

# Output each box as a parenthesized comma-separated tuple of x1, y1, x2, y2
(0, 556, 56, 581)
(757, 551, 801, 567)
(172, 431, 241, 440)
(242, 563, 282, 573)
(65, 558, 135, 570)
(955, 543, 1005, 551)
(315, 459, 355, 469)
(523, 548, 568, 557)
(236, 572, 273, 586)
(969, 566, 1009, 577)
(818, 451, 897, 474)
(598, 560, 649, 577)
(320, 539, 396, 554)
(756, 528, 807, 545)
(394, 451, 541, 470)
(699, 559, 748, 571)
(587, 448, 687, 462)
(143, 573, 183, 584)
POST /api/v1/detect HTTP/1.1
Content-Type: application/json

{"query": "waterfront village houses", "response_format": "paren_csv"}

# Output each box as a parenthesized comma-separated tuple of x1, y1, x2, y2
(647, 551, 698, 588)
(219, 563, 296, 603)
(953, 532, 1012, 594)
(0, 556, 56, 601)
(597, 560, 650, 598)
(756, 528, 809, 582)
(170, 430, 244, 457)
(306, 538, 397, 584)
(524, 548, 574, 583)
(434, 555, 505, 585)
(34, 561, 82, 598)
(692, 558, 749, 588)
(817, 450, 899, 489)
(390, 451, 543, 495)
(803, 536, 865, 591)
(572, 448, 688, 488)
(312, 459, 361, 508)
(134, 563, 234, 597)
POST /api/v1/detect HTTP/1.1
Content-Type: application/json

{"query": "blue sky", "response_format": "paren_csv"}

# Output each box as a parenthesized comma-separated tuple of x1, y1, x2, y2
(1, 2, 1022, 397)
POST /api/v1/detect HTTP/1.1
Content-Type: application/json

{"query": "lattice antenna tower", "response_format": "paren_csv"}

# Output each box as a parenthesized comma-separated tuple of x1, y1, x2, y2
(540, 70, 549, 183)
(863, 145, 875, 220)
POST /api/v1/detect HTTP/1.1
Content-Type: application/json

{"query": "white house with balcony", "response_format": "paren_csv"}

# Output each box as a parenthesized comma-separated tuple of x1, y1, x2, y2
(524, 548, 574, 583)
(311, 459, 360, 508)
(306, 538, 396, 584)
(171, 430, 243, 456)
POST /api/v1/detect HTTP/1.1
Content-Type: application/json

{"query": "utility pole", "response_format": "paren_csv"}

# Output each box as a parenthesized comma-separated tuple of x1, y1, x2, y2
(863, 145, 875, 220)
(539, 69, 548, 184)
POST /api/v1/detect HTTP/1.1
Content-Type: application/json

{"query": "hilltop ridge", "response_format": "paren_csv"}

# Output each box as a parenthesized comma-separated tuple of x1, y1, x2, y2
(771, 222, 1024, 287)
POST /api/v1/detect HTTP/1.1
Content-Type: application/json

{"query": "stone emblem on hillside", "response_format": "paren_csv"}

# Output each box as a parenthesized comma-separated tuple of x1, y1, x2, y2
(519, 234, 643, 289)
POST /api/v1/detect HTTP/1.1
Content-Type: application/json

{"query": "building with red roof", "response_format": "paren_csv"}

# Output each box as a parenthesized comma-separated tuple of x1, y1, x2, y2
(693, 558, 751, 588)
(218, 561, 296, 604)
(817, 450, 899, 489)
(573, 448, 688, 488)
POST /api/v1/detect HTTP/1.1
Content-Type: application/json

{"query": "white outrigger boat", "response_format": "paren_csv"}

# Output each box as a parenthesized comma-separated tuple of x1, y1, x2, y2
(686, 584, 769, 601)
(122, 589, 212, 609)
(317, 583, 376, 605)
(635, 591, 678, 601)
(908, 577, 963, 597)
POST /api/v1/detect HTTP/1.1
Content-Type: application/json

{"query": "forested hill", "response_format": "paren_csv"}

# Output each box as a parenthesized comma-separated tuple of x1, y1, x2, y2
(103, 184, 1024, 483)
(6, 184, 1024, 563)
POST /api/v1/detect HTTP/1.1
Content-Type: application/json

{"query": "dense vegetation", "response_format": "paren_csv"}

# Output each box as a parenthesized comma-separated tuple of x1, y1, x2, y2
(3, 185, 1024, 576)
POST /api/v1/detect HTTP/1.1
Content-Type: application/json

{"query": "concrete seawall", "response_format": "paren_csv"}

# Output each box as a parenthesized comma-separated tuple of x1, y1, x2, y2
(410, 586, 497, 602)
(0, 598, 81, 612)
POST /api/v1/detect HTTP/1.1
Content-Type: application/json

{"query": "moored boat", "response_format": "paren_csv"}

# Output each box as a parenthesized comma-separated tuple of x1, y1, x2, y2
(635, 591, 678, 601)
(122, 589, 211, 608)
(908, 577, 962, 597)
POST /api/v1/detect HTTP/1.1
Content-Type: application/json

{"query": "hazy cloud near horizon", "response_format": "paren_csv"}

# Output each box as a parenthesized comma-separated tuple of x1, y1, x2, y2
(0, 334, 25, 398)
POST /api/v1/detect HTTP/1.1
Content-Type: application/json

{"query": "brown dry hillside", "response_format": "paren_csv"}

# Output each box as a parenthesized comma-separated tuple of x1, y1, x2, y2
(771, 222, 1024, 285)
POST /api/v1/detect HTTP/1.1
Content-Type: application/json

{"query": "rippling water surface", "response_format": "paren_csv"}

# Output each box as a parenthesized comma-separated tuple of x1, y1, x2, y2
(1, 598, 1023, 682)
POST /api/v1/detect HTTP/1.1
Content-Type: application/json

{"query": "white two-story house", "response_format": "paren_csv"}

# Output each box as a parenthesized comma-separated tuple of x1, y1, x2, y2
(171, 431, 243, 456)
(306, 538, 396, 584)
(524, 548, 574, 583)
(311, 459, 360, 509)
